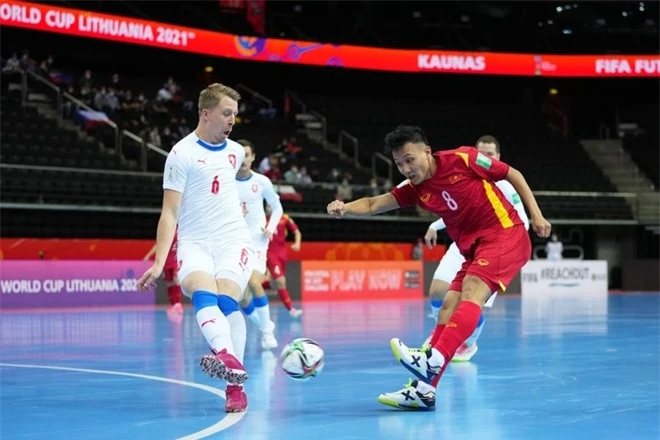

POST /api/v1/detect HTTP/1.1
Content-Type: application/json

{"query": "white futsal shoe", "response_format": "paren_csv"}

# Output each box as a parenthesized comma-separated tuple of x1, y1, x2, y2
(378, 379, 436, 411)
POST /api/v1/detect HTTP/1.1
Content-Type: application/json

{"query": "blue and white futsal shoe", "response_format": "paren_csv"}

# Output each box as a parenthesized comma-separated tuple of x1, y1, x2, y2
(378, 379, 436, 411)
(390, 338, 444, 384)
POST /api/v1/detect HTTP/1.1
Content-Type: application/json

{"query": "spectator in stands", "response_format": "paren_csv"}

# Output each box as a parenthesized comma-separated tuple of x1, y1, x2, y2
(326, 167, 342, 183)
(148, 125, 162, 147)
(285, 137, 303, 159)
(545, 233, 563, 260)
(106, 87, 120, 115)
(265, 157, 282, 182)
(161, 126, 177, 150)
(109, 73, 122, 91)
(283, 165, 301, 184)
(19, 50, 36, 72)
(156, 84, 173, 102)
(369, 178, 380, 196)
(93, 86, 109, 112)
(299, 166, 313, 186)
(258, 154, 272, 174)
(335, 177, 353, 201)
(2, 53, 20, 73)
(79, 69, 94, 99)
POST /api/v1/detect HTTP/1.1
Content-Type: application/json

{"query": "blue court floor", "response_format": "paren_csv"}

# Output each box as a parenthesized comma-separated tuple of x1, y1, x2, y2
(1, 292, 658, 440)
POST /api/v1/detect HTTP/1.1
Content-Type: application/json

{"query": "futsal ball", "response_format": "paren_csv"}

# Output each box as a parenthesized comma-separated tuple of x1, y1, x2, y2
(279, 338, 325, 381)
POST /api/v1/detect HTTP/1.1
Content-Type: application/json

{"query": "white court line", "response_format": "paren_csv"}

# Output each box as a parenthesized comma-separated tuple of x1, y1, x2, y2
(0, 363, 246, 439)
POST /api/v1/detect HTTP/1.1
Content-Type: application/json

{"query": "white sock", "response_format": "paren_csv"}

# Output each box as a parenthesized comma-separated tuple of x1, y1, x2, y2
(195, 306, 235, 356)
(245, 309, 261, 327)
(255, 303, 274, 332)
(428, 347, 445, 369)
(225, 311, 247, 363)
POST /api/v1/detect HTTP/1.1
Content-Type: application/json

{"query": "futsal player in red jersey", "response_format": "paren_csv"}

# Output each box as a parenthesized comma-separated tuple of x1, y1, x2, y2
(145, 228, 183, 318)
(264, 206, 303, 318)
(327, 125, 551, 410)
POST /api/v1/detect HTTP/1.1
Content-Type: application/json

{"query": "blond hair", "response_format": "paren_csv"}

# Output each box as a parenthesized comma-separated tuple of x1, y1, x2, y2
(198, 83, 241, 115)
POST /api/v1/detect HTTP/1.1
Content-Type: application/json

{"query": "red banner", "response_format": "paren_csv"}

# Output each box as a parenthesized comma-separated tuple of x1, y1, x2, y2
(301, 261, 423, 301)
(1, 1, 658, 77)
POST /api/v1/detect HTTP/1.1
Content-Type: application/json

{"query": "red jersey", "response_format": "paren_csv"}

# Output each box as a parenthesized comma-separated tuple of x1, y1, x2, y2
(267, 214, 298, 256)
(391, 146, 523, 255)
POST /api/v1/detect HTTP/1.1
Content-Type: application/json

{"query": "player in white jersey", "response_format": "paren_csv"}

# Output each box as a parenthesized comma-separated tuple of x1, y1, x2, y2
(234, 139, 284, 350)
(422, 135, 530, 361)
(137, 83, 253, 413)
(545, 233, 563, 260)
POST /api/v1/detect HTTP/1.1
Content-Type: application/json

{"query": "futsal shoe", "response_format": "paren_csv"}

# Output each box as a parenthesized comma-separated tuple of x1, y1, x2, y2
(289, 308, 303, 319)
(378, 379, 436, 411)
(200, 349, 248, 384)
(225, 384, 248, 413)
(451, 343, 478, 362)
(390, 338, 443, 384)
(261, 329, 278, 350)
(168, 303, 184, 315)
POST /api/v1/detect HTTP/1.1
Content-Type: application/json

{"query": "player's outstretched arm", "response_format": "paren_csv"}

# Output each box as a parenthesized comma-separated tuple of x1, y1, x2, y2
(138, 190, 182, 289)
(327, 193, 400, 217)
(505, 167, 551, 238)
(291, 229, 302, 251)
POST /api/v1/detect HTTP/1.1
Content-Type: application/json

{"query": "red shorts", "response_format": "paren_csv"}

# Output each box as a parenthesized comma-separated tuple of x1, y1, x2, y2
(449, 225, 531, 294)
(266, 253, 287, 279)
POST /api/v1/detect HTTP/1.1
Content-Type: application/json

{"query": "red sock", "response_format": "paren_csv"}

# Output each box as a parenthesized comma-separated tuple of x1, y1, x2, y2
(429, 324, 446, 347)
(277, 288, 293, 310)
(430, 301, 482, 386)
(262, 280, 272, 290)
(167, 285, 182, 305)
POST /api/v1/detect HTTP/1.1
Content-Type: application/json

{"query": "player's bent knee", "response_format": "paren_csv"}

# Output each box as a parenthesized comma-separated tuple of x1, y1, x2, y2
(429, 279, 450, 300)
(191, 290, 218, 313)
(217, 295, 239, 316)
(215, 278, 243, 301)
(461, 275, 492, 305)
(181, 271, 217, 297)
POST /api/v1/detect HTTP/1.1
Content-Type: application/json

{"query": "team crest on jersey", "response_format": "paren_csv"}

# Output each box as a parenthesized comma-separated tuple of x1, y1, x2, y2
(228, 154, 237, 168)
(420, 193, 431, 202)
(477, 259, 489, 266)
(251, 184, 258, 193)
(449, 174, 463, 184)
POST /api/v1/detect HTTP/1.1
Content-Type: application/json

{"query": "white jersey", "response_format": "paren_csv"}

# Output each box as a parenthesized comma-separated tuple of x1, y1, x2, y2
(235, 171, 283, 235)
(163, 132, 251, 245)
(429, 179, 530, 231)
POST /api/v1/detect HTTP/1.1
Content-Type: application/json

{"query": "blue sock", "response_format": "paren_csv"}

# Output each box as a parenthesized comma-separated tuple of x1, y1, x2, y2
(241, 297, 261, 326)
(430, 299, 443, 321)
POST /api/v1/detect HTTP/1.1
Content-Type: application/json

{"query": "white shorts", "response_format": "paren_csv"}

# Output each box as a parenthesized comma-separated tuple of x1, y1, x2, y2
(177, 240, 254, 296)
(433, 242, 465, 283)
(432, 242, 498, 308)
(251, 233, 269, 275)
